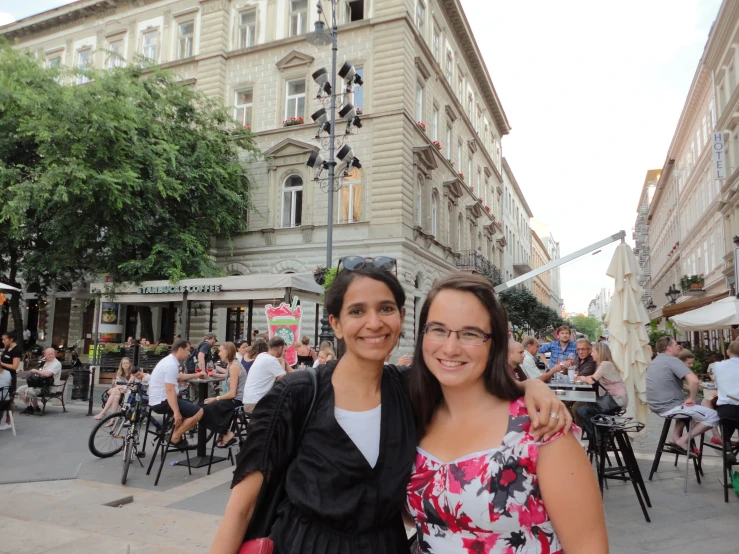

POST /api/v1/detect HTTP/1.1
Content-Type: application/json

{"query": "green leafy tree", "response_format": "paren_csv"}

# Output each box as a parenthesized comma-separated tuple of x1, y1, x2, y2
(566, 314, 603, 342)
(0, 41, 259, 334)
(499, 287, 563, 334)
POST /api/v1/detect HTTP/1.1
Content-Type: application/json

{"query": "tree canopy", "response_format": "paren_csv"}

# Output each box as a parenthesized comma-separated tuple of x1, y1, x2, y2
(499, 286, 563, 335)
(0, 41, 259, 326)
(566, 314, 604, 342)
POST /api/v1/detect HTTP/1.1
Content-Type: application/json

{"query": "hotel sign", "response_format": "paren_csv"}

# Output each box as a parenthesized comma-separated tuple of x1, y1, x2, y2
(712, 132, 727, 180)
(137, 284, 223, 294)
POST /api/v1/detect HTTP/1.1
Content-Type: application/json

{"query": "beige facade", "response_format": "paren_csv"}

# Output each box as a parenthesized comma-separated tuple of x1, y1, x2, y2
(2, 0, 512, 347)
(501, 158, 533, 289)
(633, 169, 660, 305)
(646, 0, 737, 333)
(531, 229, 551, 306)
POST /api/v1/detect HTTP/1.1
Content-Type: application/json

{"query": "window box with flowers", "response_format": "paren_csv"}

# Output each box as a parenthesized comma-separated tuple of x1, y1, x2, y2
(458, 172, 465, 180)
(417, 121, 427, 131)
(356, 108, 363, 115)
(432, 140, 442, 150)
(485, 205, 491, 213)
(478, 197, 483, 203)
(283, 117, 304, 127)
(679, 274, 705, 291)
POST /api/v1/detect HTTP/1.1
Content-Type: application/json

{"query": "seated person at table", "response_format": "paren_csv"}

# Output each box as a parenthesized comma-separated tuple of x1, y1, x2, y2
(537, 325, 577, 369)
(148, 339, 203, 448)
(94, 357, 134, 421)
(522, 336, 559, 381)
(242, 336, 289, 411)
(576, 342, 628, 437)
(707, 353, 724, 382)
(17, 348, 62, 415)
(573, 338, 597, 377)
(507, 340, 529, 382)
(313, 344, 336, 367)
(680, 349, 727, 446)
(646, 337, 718, 452)
(203, 342, 247, 448)
(241, 339, 267, 373)
(713, 340, 739, 443)
(295, 335, 317, 367)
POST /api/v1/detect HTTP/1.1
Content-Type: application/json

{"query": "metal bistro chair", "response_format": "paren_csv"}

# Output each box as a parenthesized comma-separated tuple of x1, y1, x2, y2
(718, 416, 739, 502)
(0, 386, 15, 437)
(648, 414, 702, 491)
(206, 405, 250, 475)
(146, 410, 192, 486)
(592, 415, 652, 523)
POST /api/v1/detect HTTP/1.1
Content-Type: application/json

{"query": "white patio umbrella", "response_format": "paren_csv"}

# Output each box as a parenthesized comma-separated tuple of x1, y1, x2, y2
(604, 243, 651, 430)
(0, 282, 20, 292)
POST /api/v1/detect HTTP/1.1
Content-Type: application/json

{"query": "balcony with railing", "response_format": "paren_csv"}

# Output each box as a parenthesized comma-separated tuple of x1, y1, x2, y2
(457, 250, 503, 286)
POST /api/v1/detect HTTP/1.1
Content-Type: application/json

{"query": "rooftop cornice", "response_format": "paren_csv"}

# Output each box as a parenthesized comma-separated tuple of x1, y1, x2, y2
(502, 157, 534, 218)
(0, 0, 120, 40)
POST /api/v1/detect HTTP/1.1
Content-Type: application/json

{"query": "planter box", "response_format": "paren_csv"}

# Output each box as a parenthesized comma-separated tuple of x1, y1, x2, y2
(689, 282, 704, 290)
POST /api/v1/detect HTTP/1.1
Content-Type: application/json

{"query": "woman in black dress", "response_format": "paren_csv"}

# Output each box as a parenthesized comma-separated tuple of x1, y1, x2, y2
(209, 260, 571, 554)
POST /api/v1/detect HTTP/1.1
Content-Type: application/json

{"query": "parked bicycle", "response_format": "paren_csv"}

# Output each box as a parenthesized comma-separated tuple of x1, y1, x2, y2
(88, 380, 162, 484)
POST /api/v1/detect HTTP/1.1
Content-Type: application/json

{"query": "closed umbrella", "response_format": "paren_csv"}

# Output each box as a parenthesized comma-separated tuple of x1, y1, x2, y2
(605, 243, 651, 430)
(0, 283, 20, 292)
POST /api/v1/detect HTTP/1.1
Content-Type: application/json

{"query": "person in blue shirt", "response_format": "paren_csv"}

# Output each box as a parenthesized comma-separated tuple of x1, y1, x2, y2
(538, 325, 578, 370)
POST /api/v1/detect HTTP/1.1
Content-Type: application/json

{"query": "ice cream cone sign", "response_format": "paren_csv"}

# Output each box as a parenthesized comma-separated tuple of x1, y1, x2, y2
(265, 297, 303, 367)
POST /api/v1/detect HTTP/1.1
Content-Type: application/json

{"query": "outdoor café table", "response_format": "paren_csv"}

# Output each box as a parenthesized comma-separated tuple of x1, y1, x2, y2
(175, 374, 226, 469)
(547, 381, 595, 391)
(551, 389, 597, 403)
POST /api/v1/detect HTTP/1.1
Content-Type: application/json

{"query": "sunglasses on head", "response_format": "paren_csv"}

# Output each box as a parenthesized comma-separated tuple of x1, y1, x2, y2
(338, 256, 397, 274)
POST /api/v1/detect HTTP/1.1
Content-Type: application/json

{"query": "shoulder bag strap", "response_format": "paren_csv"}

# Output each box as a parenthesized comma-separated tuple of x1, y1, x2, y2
(252, 367, 318, 538)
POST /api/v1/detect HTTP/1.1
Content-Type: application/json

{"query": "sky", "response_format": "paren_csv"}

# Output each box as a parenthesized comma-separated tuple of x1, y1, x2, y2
(0, 0, 724, 313)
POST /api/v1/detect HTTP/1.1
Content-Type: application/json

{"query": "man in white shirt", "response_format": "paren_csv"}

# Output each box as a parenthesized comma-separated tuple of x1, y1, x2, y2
(148, 339, 203, 448)
(521, 337, 558, 382)
(714, 340, 739, 426)
(17, 348, 62, 415)
(243, 337, 289, 411)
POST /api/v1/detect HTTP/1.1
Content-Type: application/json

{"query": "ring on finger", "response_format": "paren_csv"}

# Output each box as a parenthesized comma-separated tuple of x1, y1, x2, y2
(549, 412, 559, 420)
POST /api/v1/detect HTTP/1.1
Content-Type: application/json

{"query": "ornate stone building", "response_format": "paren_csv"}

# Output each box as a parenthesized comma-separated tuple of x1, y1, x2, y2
(2, 0, 511, 348)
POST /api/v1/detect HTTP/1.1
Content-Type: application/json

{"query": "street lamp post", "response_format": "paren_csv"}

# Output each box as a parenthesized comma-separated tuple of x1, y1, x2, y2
(306, 2, 364, 348)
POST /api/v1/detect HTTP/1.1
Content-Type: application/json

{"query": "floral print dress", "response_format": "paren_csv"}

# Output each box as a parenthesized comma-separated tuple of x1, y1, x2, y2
(406, 398, 569, 554)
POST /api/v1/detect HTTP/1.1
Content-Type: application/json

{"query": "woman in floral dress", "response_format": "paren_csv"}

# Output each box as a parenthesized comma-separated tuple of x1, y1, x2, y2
(407, 273, 608, 553)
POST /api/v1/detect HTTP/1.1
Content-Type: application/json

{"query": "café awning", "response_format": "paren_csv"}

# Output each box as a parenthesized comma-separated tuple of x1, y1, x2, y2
(670, 294, 739, 331)
(661, 290, 730, 319)
(89, 273, 325, 306)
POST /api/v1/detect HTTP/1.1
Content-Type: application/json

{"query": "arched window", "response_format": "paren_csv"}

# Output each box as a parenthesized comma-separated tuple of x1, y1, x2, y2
(457, 214, 463, 251)
(281, 175, 303, 227)
(431, 192, 438, 236)
(416, 176, 424, 226)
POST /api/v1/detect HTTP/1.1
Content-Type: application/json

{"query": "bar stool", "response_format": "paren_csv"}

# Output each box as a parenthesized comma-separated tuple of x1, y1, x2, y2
(648, 414, 702, 489)
(206, 405, 250, 475)
(719, 416, 739, 502)
(592, 415, 651, 522)
(146, 411, 192, 486)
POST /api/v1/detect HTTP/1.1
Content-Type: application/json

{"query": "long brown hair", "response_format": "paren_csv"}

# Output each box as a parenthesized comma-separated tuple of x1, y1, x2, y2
(116, 357, 133, 379)
(592, 342, 622, 374)
(409, 273, 521, 439)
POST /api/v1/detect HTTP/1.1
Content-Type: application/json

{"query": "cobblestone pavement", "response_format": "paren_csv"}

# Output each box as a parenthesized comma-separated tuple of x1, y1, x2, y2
(1, 400, 738, 553)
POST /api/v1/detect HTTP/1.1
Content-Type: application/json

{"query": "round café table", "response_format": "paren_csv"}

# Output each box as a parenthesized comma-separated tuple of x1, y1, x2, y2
(174, 374, 227, 469)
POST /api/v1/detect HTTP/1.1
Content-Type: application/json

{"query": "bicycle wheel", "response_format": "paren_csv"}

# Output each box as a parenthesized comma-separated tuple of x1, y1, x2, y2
(121, 437, 133, 484)
(89, 412, 127, 458)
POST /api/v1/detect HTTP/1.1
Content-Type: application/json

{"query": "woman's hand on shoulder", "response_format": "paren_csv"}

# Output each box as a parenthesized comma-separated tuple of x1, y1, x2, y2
(521, 379, 572, 441)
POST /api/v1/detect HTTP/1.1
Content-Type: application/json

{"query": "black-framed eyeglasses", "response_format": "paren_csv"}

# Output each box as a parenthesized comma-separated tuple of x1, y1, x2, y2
(422, 324, 492, 346)
(338, 256, 397, 274)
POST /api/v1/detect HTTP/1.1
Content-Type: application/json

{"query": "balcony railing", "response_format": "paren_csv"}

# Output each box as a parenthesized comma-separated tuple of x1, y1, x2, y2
(457, 250, 503, 286)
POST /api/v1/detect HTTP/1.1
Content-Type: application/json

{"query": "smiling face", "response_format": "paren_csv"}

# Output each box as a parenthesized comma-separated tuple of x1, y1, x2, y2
(421, 289, 492, 390)
(329, 276, 404, 364)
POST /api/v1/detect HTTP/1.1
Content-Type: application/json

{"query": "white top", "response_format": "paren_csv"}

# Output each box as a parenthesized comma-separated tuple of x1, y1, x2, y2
(147, 354, 180, 406)
(42, 358, 63, 386)
(243, 353, 286, 404)
(0, 370, 11, 400)
(521, 351, 542, 379)
(334, 404, 382, 468)
(714, 357, 739, 406)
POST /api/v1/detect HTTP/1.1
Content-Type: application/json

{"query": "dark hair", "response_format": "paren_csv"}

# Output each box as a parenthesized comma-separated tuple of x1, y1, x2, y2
(248, 340, 268, 357)
(325, 265, 406, 319)
(656, 336, 672, 353)
(715, 352, 726, 361)
(409, 273, 521, 439)
(2, 330, 18, 342)
(171, 339, 190, 353)
(269, 336, 286, 349)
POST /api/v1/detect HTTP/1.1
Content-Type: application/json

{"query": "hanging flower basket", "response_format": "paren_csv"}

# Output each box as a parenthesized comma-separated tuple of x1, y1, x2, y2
(283, 117, 304, 127)
(432, 140, 442, 150)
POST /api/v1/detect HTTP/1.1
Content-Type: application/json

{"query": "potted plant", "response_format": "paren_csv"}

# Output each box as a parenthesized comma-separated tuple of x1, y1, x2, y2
(432, 140, 442, 150)
(679, 274, 705, 291)
(283, 117, 304, 127)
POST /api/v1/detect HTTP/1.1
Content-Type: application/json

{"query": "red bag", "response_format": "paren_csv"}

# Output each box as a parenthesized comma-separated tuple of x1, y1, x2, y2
(238, 538, 274, 554)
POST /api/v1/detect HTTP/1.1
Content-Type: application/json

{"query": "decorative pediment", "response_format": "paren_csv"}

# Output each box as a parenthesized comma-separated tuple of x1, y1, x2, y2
(483, 166, 492, 178)
(415, 56, 431, 81)
(414, 144, 439, 171)
(445, 104, 457, 122)
(263, 138, 317, 158)
(466, 202, 485, 219)
(496, 185, 503, 195)
(275, 50, 315, 71)
(443, 177, 465, 199)
(467, 137, 478, 154)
